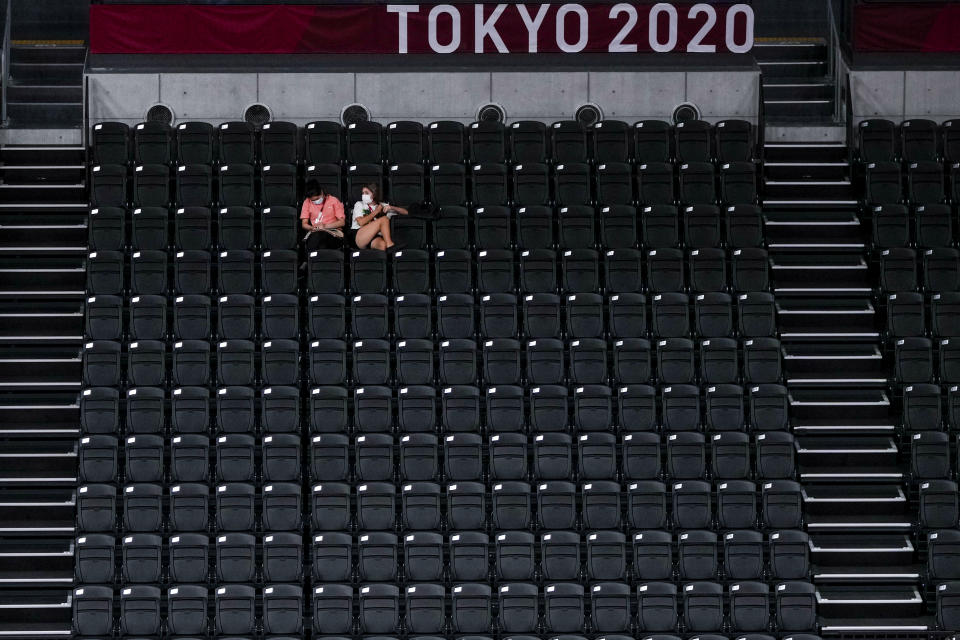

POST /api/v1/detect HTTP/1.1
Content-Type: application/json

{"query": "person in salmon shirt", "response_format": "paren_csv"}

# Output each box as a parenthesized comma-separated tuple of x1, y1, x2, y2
(300, 179, 345, 251)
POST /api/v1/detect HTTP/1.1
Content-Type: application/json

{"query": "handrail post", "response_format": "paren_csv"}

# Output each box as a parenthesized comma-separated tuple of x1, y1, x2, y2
(2, 0, 10, 128)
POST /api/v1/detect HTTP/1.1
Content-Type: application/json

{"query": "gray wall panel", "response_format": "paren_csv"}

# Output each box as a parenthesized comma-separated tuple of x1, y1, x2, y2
(852, 70, 904, 120)
(88, 68, 759, 127)
(492, 72, 589, 119)
(257, 73, 355, 121)
(159, 74, 259, 121)
(904, 71, 960, 121)
(88, 74, 160, 124)
(357, 72, 490, 121)
(589, 71, 687, 120)
(852, 69, 960, 123)
(687, 71, 758, 119)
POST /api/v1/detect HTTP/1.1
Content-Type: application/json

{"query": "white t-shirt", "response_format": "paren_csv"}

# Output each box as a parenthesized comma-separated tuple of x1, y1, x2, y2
(351, 201, 392, 230)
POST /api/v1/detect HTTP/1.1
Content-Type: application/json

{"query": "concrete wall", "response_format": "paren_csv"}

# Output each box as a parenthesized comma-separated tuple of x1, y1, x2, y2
(86, 68, 760, 128)
(852, 69, 960, 124)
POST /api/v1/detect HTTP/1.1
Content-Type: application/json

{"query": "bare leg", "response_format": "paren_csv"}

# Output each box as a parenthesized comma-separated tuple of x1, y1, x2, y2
(353, 221, 381, 249)
(376, 217, 395, 248)
(370, 238, 387, 251)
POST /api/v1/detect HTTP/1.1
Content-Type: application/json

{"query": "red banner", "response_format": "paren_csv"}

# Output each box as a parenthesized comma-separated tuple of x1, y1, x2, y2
(90, 3, 754, 55)
(854, 2, 960, 52)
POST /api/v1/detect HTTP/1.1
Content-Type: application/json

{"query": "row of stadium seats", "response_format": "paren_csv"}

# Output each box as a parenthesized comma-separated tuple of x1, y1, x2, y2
(79, 430, 798, 484)
(78, 379, 790, 435)
(900, 383, 960, 431)
(72, 580, 818, 636)
(80, 337, 789, 389)
(885, 292, 960, 337)
(76, 479, 806, 533)
(857, 118, 960, 163)
(76, 529, 811, 584)
(87, 291, 778, 340)
(907, 431, 960, 479)
(892, 337, 960, 383)
(92, 119, 756, 167)
(878, 247, 960, 292)
(871, 204, 960, 248)
(863, 160, 959, 204)
(88, 204, 767, 254)
(89, 160, 759, 209)
(86, 247, 773, 296)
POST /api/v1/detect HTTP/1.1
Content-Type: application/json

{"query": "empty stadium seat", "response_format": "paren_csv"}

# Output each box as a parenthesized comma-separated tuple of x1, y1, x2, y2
(859, 118, 896, 162)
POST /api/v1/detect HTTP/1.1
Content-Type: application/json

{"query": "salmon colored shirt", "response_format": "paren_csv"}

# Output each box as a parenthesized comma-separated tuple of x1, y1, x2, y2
(300, 195, 345, 226)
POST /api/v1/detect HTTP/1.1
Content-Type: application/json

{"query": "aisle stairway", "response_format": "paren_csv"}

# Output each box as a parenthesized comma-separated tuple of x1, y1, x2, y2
(6, 45, 85, 128)
(0, 145, 85, 637)
(756, 39, 834, 124)
(763, 140, 933, 634)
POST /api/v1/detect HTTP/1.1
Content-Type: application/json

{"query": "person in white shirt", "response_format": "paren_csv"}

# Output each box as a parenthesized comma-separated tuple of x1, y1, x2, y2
(351, 183, 407, 252)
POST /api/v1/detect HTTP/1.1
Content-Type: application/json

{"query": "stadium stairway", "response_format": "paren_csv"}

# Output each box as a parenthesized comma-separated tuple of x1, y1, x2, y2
(6, 44, 85, 129)
(0, 145, 85, 638)
(763, 140, 933, 634)
(756, 39, 835, 123)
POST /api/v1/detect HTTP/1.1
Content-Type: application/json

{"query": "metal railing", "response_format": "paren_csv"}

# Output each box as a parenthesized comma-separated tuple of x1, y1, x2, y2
(1, 0, 10, 127)
(827, 0, 842, 123)
(827, 0, 854, 155)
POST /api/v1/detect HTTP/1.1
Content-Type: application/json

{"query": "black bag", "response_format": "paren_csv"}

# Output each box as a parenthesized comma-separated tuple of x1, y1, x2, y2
(405, 201, 438, 220)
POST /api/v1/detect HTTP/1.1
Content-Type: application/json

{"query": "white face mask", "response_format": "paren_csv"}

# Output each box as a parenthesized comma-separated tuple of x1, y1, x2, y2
(361, 193, 373, 205)
(311, 197, 323, 205)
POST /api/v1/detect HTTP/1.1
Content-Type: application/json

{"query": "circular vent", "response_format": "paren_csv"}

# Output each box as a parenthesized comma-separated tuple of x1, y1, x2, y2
(145, 104, 173, 126)
(244, 103, 272, 128)
(477, 103, 506, 123)
(673, 102, 701, 124)
(575, 103, 603, 127)
(341, 104, 370, 127)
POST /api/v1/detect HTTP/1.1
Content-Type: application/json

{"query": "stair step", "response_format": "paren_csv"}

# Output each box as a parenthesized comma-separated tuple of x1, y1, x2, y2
(0, 258, 86, 297)
(805, 485, 911, 528)
(0, 442, 77, 484)
(0, 347, 82, 389)
(789, 388, 893, 429)
(764, 199, 859, 208)
(764, 82, 833, 102)
(806, 512, 912, 530)
(777, 298, 878, 339)
(764, 211, 865, 248)
(0, 224, 86, 251)
(764, 160, 848, 181)
(763, 142, 849, 163)
(771, 254, 872, 295)
(10, 46, 86, 65)
(810, 533, 914, 559)
(0, 306, 83, 342)
(0, 590, 73, 637)
(803, 484, 905, 503)
(765, 99, 834, 121)
(0, 184, 85, 204)
(0, 540, 73, 586)
(759, 60, 828, 79)
(816, 585, 924, 616)
(819, 618, 931, 633)
(752, 40, 828, 62)
(1, 147, 85, 166)
(813, 566, 922, 582)
(1, 165, 86, 184)
(9, 62, 83, 84)
(797, 436, 897, 455)
(783, 343, 886, 386)
(0, 393, 80, 436)
(764, 177, 854, 199)
(5, 86, 82, 104)
(6, 103, 82, 128)
(0, 490, 76, 533)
